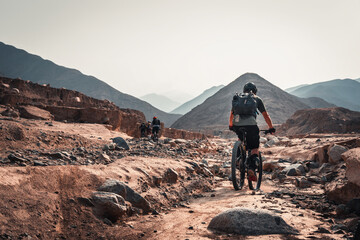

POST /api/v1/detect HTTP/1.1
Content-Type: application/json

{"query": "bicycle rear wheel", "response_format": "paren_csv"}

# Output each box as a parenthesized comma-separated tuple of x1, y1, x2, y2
(248, 152, 263, 190)
(231, 141, 246, 190)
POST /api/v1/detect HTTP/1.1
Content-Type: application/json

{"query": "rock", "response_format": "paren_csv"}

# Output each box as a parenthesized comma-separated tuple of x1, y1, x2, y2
(342, 148, 360, 187)
(8, 154, 27, 163)
(260, 137, 267, 143)
(266, 137, 280, 147)
(11, 88, 20, 94)
(345, 217, 360, 232)
(336, 204, 350, 216)
(99, 153, 111, 162)
(33, 161, 47, 166)
(18, 105, 54, 120)
(169, 141, 177, 148)
(163, 168, 178, 184)
(318, 163, 331, 174)
(48, 152, 64, 159)
(317, 145, 329, 165)
(355, 221, 360, 240)
(91, 191, 128, 222)
(307, 161, 320, 169)
(326, 181, 360, 204)
(328, 144, 348, 164)
(263, 161, 279, 172)
(282, 164, 305, 176)
(112, 137, 130, 150)
(175, 139, 188, 144)
(307, 176, 320, 183)
(153, 176, 162, 186)
(1, 107, 20, 118)
(208, 208, 298, 235)
(98, 179, 151, 213)
(346, 198, 360, 215)
(316, 227, 330, 233)
(295, 177, 312, 188)
(73, 96, 81, 103)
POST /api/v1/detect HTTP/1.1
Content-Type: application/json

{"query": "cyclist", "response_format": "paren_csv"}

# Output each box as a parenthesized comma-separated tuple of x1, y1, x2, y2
(229, 82, 275, 181)
(151, 116, 161, 140)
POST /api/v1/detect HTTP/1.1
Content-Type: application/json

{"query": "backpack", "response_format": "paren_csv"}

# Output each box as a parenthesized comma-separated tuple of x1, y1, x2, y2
(232, 93, 257, 117)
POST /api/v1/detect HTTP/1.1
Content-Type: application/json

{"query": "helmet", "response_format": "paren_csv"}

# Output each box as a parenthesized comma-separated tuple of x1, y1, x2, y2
(153, 116, 157, 119)
(243, 82, 257, 94)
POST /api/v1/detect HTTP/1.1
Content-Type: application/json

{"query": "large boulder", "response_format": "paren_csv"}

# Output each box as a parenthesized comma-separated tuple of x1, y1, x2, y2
(328, 144, 348, 164)
(342, 148, 360, 187)
(98, 179, 151, 213)
(208, 208, 298, 235)
(326, 181, 360, 204)
(112, 137, 130, 150)
(91, 191, 128, 222)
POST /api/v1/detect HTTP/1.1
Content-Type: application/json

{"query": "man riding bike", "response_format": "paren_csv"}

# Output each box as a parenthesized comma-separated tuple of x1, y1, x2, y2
(229, 82, 275, 181)
(151, 116, 161, 140)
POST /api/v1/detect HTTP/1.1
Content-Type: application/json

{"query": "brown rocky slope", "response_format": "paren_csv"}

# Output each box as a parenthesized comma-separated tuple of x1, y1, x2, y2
(278, 107, 360, 136)
(0, 76, 206, 140)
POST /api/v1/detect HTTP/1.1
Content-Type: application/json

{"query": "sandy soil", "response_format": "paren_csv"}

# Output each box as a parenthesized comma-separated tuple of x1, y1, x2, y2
(0, 118, 358, 239)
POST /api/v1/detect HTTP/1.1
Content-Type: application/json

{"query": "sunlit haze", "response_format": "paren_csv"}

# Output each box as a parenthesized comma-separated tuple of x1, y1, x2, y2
(1, 0, 359, 99)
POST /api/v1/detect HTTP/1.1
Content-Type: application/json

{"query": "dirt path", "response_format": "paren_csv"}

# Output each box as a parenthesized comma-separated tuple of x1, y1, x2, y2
(127, 179, 338, 240)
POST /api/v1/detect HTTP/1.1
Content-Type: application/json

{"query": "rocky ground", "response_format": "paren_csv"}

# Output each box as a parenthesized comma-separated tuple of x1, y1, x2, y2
(0, 116, 359, 239)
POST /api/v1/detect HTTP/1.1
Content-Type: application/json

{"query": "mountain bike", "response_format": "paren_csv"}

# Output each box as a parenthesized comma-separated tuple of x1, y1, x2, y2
(231, 129, 269, 191)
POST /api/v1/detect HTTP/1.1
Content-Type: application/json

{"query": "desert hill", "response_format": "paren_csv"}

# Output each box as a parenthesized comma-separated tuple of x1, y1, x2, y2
(287, 79, 360, 111)
(171, 85, 224, 115)
(0, 42, 181, 126)
(278, 107, 360, 135)
(171, 73, 314, 131)
(297, 97, 336, 109)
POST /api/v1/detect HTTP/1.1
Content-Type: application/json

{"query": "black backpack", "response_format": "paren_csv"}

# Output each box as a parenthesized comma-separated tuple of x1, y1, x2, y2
(232, 93, 257, 117)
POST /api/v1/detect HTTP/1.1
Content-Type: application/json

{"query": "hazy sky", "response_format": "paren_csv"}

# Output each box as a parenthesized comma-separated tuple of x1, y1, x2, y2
(1, 0, 359, 99)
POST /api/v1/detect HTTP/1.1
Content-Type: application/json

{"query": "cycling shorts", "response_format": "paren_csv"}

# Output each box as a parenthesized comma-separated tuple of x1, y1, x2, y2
(233, 125, 260, 150)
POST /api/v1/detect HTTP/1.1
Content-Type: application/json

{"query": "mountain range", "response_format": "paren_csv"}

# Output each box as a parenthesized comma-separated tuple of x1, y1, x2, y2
(0, 42, 181, 126)
(171, 73, 335, 132)
(171, 85, 224, 114)
(286, 79, 360, 111)
(140, 93, 181, 113)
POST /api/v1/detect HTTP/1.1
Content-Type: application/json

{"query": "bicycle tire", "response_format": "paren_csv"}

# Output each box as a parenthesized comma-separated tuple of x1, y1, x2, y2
(231, 141, 245, 190)
(248, 152, 263, 190)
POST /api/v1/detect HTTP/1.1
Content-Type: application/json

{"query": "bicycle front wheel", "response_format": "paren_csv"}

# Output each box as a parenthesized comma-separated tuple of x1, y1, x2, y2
(231, 141, 245, 190)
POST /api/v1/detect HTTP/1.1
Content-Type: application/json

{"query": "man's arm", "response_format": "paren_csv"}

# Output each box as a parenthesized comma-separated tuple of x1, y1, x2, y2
(261, 111, 273, 129)
(229, 111, 234, 130)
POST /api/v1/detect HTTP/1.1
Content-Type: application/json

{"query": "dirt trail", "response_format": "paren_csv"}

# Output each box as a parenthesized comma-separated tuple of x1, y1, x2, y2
(126, 179, 338, 240)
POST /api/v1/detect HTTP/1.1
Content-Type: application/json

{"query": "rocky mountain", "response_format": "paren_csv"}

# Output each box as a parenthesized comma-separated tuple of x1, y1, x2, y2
(140, 93, 181, 113)
(0, 42, 181, 126)
(278, 107, 360, 135)
(287, 79, 360, 111)
(171, 73, 312, 131)
(171, 85, 224, 115)
(297, 97, 336, 109)
(285, 84, 309, 93)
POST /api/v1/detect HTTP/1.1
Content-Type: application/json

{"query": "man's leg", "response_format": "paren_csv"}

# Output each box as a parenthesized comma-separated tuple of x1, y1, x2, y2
(246, 126, 260, 181)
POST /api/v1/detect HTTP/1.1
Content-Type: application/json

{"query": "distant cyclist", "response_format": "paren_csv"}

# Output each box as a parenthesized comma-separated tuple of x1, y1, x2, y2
(151, 116, 161, 139)
(229, 82, 275, 181)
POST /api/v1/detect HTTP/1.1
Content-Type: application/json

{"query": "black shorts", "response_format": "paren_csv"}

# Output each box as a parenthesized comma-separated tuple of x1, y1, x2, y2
(233, 125, 260, 150)
(152, 126, 160, 134)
